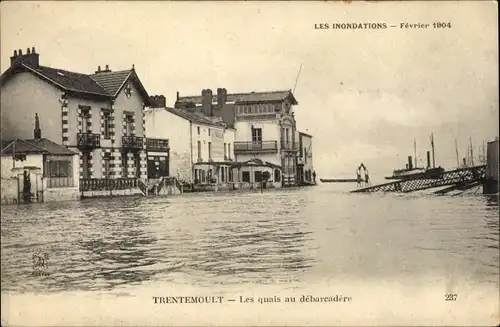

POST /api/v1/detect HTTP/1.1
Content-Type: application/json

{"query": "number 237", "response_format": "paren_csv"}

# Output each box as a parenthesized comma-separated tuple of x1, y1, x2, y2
(445, 294, 458, 301)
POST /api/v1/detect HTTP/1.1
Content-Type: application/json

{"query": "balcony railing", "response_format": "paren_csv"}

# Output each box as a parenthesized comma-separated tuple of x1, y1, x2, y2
(77, 133, 101, 150)
(122, 136, 144, 150)
(281, 141, 299, 151)
(80, 178, 138, 191)
(233, 141, 278, 153)
(146, 138, 169, 151)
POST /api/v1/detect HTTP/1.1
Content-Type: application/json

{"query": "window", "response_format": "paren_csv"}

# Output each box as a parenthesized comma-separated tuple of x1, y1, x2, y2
(103, 153, 111, 178)
(82, 152, 90, 178)
(229, 168, 233, 182)
(197, 126, 200, 135)
(224, 143, 227, 159)
(121, 153, 128, 177)
(45, 156, 74, 188)
(274, 169, 281, 182)
(125, 115, 134, 136)
(242, 171, 250, 183)
(221, 167, 225, 182)
(81, 110, 91, 133)
(252, 128, 262, 142)
(208, 142, 212, 159)
(197, 141, 201, 160)
(208, 128, 211, 136)
(228, 143, 231, 159)
(255, 171, 262, 182)
(103, 111, 111, 139)
(304, 148, 308, 163)
(134, 153, 140, 177)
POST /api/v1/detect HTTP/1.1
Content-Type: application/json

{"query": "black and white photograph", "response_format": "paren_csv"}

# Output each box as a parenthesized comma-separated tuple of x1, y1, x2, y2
(0, 1, 498, 326)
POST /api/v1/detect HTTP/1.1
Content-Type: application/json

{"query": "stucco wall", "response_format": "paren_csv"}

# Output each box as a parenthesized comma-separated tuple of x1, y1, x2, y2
(1, 72, 62, 141)
(234, 120, 280, 143)
(1, 153, 80, 204)
(223, 129, 235, 160)
(300, 134, 314, 173)
(146, 108, 192, 181)
(66, 96, 109, 147)
(1, 154, 43, 204)
(114, 80, 146, 139)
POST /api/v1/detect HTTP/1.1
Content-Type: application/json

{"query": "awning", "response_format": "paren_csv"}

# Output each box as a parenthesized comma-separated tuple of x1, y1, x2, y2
(232, 158, 281, 169)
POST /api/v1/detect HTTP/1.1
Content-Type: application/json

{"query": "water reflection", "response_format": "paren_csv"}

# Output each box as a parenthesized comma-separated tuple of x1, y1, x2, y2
(1, 188, 498, 293)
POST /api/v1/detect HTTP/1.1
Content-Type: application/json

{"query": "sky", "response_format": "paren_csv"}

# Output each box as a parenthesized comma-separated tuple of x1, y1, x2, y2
(1, 1, 498, 178)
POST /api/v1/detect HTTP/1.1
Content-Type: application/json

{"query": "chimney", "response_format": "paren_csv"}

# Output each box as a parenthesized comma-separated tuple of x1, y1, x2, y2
(176, 91, 179, 100)
(149, 95, 166, 108)
(201, 89, 213, 116)
(407, 156, 413, 170)
(10, 46, 39, 68)
(217, 88, 227, 109)
(95, 65, 101, 73)
(426, 151, 431, 168)
(34, 113, 41, 140)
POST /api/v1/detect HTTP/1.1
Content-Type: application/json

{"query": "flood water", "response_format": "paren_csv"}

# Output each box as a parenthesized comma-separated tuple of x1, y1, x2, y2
(1, 184, 499, 326)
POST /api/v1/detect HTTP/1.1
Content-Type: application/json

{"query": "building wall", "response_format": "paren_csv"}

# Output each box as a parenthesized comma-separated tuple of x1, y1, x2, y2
(1, 153, 79, 204)
(43, 154, 80, 202)
(0, 72, 62, 141)
(223, 128, 235, 160)
(300, 134, 314, 177)
(234, 120, 280, 143)
(145, 108, 191, 181)
(1, 154, 43, 204)
(114, 80, 146, 138)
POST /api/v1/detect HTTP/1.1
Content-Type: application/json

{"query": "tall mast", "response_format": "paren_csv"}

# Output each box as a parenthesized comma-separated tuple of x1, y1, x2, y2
(430, 132, 436, 168)
(414, 138, 417, 168)
(469, 137, 474, 166)
(293, 63, 303, 94)
(455, 138, 459, 168)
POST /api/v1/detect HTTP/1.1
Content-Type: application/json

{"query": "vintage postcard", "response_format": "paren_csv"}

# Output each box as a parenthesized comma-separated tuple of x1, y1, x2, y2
(0, 1, 498, 326)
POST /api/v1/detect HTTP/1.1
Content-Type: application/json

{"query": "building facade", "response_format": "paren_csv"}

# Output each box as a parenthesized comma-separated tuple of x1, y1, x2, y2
(175, 89, 300, 187)
(0, 47, 156, 195)
(296, 131, 315, 185)
(145, 105, 235, 186)
(1, 119, 80, 204)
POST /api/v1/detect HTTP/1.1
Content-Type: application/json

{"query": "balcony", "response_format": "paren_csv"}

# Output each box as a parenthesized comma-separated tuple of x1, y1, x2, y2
(77, 133, 101, 150)
(122, 135, 144, 150)
(281, 141, 299, 152)
(234, 141, 278, 153)
(146, 138, 169, 152)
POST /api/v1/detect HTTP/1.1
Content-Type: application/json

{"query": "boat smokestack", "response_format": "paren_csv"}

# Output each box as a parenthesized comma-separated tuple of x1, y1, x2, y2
(426, 151, 431, 168)
(408, 156, 413, 170)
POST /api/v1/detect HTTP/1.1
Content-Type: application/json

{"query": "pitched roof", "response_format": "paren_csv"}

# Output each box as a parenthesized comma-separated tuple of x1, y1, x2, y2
(164, 107, 227, 127)
(177, 90, 298, 105)
(90, 70, 132, 96)
(0, 138, 76, 156)
(1, 63, 152, 105)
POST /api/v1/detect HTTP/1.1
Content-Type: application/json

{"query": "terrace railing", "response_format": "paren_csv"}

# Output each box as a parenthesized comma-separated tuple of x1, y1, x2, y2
(233, 141, 278, 153)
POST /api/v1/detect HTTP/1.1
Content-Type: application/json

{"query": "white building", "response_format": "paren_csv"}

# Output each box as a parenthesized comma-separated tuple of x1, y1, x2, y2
(176, 89, 300, 187)
(1, 128, 80, 205)
(296, 131, 315, 185)
(145, 106, 235, 187)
